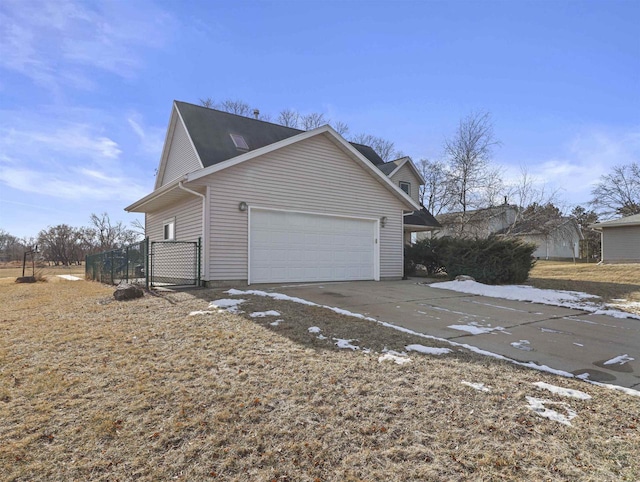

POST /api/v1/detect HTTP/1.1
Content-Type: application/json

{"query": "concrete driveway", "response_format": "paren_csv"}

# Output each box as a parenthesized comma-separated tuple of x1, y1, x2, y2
(270, 280, 640, 389)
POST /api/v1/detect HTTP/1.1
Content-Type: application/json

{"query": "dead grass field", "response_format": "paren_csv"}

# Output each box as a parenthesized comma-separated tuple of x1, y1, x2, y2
(1, 277, 639, 481)
(0, 261, 84, 279)
(528, 261, 640, 305)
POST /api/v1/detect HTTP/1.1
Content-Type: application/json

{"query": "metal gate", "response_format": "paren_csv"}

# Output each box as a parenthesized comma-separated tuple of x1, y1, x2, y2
(149, 239, 201, 288)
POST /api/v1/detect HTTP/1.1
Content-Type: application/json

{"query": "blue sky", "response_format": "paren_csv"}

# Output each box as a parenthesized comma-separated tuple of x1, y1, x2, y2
(1, 0, 639, 238)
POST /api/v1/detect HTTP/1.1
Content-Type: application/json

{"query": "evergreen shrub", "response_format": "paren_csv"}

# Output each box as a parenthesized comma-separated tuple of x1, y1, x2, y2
(406, 236, 536, 284)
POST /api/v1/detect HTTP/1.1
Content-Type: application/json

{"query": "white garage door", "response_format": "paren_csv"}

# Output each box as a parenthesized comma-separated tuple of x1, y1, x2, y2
(249, 209, 377, 284)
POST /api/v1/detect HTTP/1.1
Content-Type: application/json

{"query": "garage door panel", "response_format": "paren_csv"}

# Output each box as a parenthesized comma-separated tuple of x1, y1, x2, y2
(250, 210, 376, 283)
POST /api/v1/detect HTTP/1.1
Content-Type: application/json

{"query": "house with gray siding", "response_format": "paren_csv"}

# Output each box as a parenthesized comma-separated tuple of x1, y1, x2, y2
(126, 101, 439, 285)
(591, 214, 640, 264)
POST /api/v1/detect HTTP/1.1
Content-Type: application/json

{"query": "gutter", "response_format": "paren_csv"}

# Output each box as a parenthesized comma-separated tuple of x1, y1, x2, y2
(178, 179, 207, 282)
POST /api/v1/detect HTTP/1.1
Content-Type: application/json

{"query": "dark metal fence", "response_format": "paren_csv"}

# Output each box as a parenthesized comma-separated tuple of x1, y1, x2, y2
(149, 239, 201, 287)
(85, 239, 149, 287)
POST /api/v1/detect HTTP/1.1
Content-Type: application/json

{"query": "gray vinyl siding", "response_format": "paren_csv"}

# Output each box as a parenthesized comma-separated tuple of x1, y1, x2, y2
(160, 119, 202, 187)
(146, 195, 202, 242)
(197, 134, 407, 281)
(602, 226, 640, 263)
(524, 233, 578, 259)
(390, 163, 421, 204)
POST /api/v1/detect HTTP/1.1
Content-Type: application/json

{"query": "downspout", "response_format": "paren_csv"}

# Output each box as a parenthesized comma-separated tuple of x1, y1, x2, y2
(178, 179, 206, 285)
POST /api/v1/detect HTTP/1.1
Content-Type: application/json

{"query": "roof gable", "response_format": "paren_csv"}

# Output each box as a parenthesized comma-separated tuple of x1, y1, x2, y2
(383, 156, 426, 184)
(128, 125, 421, 212)
(185, 125, 420, 210)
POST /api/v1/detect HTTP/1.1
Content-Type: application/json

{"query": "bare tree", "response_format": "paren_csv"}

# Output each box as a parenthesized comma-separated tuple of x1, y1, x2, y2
(504, 165, 562, 227)
(417, 159, 454, 215)
(332, 121, 350, 137)
(0, 229, 25, 262)
(277, 109, 299, 128)
(90, 213, 141, 250)
(37, 224, 79, 266)
(218, 99, 251, 116)
(199, 97, 216, 109)
(301, 112, 328, 130)
(351, 134, 399, 162)
(444, 111, 502, 226)
(590, 162, 640, 218)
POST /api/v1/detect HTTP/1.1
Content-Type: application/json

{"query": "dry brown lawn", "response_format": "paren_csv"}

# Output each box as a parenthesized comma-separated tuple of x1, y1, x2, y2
(528, 261, 640, 306)
(1, 277, 639, 481)
(0, 262, 84, 280)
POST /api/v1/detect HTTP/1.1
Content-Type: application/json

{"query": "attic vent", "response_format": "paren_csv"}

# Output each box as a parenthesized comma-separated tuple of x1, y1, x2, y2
(230, 133, 249, 150)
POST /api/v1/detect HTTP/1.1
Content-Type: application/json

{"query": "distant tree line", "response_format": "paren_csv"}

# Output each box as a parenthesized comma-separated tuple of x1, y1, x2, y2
(0, 213, 142, 266)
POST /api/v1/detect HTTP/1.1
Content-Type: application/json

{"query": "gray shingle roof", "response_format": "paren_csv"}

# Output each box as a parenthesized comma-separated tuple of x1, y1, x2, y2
(405, 207, 441, 228)
(377, 161, 397, 176)
(175, 101, 385, 168)
(591, 213, 640, 229)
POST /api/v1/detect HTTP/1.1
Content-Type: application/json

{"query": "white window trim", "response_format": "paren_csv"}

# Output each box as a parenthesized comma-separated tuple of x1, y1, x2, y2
(163, 217, 175, 240)
(399, 181, 411, 196)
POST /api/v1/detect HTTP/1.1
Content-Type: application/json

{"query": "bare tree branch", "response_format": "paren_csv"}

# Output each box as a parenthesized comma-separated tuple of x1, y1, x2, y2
(443, 111, 502, 228)
(589, 162, 640, 218)
(218, 99, 251, 116)
(277, 109, 299, 128)
(301, 112, 328, 130)
(417, 159, 454, 215)
(332, 121, 350, 137)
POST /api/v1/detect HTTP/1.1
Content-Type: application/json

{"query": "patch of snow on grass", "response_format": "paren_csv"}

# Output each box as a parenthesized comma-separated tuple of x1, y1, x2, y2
(334, 338, 359, 350)
(431, 280, 640, 320)
(405, 344, 452, 355)
(226, 289, 317, 306)
(533, 382, 591, 400)
(461, 381, 491, 392)
(57, 274, 83, 281)
(209, 298, 246, 313)
(603, 354, 634, 366)
(270, 319, 283, 326)
(250, 310, 280, 318)
(526, 396, 577, 426)
(188, 310, 216, 316)
(511, 340, 532, 351)
(378, 353, 411, 365)
(226, 289, 378, 321)
(308, 326, 322, 334)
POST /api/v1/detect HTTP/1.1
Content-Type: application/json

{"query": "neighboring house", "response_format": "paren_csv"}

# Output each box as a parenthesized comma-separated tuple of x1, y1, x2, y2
(499, 217, 583, 260)
(428, 204, 582, 260)
(590, 214, 640, 264)
(125, 101, 439, 285)
(432, 205, 518, 239)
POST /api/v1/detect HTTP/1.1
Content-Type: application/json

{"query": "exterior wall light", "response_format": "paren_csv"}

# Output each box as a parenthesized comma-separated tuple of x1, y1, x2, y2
(380, 216, 387, 227)
(239, 201, 248, 212)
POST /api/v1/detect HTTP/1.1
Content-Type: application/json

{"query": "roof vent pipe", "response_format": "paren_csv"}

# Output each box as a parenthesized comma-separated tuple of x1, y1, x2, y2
(253, 109, 259, 119)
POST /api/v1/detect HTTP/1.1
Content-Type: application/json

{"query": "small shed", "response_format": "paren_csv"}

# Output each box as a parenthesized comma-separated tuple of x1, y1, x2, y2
(591, 214, 640, 264)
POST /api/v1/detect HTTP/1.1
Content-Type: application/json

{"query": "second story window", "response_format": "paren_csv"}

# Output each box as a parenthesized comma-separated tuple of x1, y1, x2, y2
(399, 181, 411, 196)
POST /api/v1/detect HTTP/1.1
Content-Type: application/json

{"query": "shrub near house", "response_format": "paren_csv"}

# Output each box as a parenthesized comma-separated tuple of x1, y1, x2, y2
(406, 237, 536, 284)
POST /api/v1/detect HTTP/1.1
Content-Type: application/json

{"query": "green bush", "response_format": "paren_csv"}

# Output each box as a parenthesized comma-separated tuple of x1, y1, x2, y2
(442, 237, 536, 284)
(405, 238, 448, 276)
(406, 236, 536, 284)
